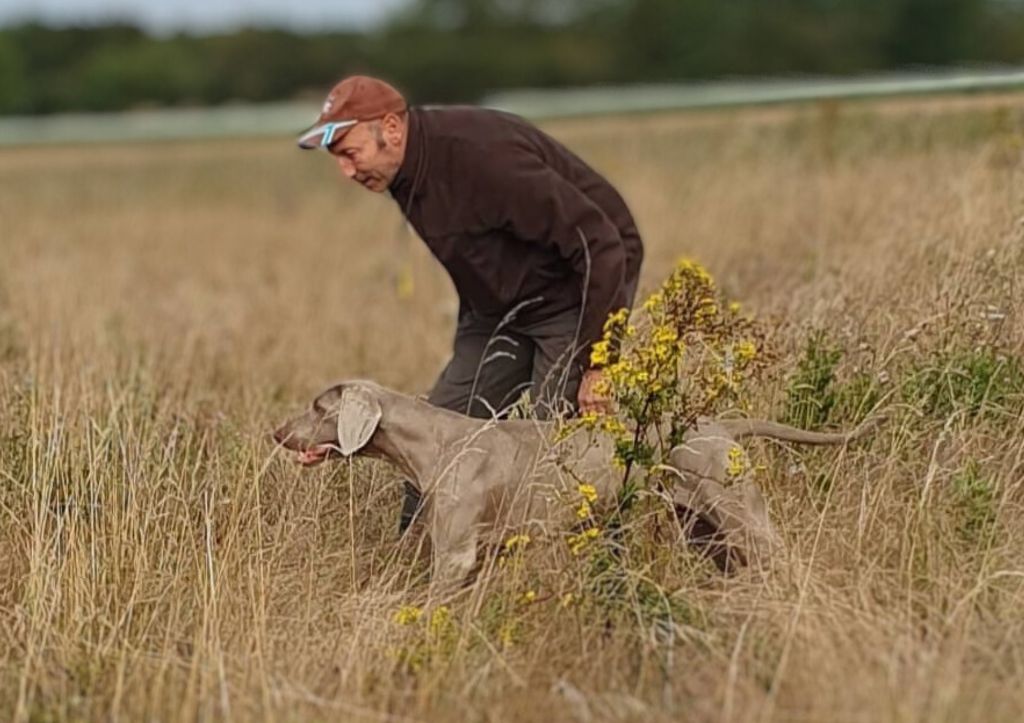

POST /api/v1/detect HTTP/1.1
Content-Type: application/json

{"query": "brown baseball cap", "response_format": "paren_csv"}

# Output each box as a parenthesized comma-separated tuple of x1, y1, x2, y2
(297, 75, 407, 150)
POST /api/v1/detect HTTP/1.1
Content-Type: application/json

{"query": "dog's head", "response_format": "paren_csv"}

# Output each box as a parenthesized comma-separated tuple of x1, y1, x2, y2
(272, 382, 383, 466)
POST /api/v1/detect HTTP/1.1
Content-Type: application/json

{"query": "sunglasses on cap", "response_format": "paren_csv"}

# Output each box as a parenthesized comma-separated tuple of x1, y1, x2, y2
(296, 119, 359, 150)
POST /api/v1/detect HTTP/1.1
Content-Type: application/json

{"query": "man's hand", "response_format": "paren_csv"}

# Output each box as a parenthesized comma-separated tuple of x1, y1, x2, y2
(578, 368, 610, 415)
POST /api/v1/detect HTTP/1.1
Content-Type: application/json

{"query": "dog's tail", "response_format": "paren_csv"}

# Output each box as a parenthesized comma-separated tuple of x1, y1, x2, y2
(717, 415, 883, 445)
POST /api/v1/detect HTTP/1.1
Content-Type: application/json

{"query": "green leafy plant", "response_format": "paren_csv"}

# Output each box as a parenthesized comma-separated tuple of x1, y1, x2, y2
(832, 369, 885, 425)
(949, 460, 999, 546)
(783, 330, 843, 430)
(902, 346, 1024, 420)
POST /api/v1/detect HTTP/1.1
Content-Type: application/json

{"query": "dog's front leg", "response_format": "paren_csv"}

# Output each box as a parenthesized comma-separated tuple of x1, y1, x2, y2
(428, 501, 481, 597)
(430, 533, 478, 598)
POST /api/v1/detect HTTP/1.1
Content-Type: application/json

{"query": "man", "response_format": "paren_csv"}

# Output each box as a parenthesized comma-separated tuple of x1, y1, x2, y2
(298, 75, 644, 529)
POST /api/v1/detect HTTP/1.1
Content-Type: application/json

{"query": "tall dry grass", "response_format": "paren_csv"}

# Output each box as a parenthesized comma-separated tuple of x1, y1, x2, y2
(2, 94, 1024, 722)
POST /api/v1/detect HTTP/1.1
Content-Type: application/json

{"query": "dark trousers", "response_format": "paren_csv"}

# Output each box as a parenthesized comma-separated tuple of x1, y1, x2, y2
(399, 305, 585, 533)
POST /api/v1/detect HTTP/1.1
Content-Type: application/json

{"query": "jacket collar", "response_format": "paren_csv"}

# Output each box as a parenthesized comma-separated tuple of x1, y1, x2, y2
(389, 107, 427, 199)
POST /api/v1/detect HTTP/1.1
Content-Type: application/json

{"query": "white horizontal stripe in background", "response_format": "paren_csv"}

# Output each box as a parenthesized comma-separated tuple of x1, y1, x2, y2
(2, 67, 1024, 146)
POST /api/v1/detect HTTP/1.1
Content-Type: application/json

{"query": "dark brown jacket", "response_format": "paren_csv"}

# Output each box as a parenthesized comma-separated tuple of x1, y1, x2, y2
(388, 106, 643, 365)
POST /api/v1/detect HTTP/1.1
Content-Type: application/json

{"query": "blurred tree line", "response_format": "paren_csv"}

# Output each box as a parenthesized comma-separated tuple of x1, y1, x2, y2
(2, 0, 1024, 114)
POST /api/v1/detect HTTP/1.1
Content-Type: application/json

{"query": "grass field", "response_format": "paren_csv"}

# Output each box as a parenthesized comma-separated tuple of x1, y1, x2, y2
(3, 94, 1024, 722)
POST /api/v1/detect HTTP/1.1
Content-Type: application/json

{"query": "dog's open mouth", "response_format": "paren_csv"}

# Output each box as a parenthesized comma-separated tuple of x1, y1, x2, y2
(296, 445, 333, 466)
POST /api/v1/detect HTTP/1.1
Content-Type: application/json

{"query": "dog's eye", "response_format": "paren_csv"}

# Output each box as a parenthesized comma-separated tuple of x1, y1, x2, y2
(312, 397, 326, 413)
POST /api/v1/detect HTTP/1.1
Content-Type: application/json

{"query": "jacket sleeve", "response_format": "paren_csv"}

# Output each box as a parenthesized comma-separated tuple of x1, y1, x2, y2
(471, 143, 628, 367)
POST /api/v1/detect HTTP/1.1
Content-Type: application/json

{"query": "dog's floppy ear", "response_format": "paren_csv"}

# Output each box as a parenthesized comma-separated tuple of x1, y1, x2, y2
(335, 386, 382, 456)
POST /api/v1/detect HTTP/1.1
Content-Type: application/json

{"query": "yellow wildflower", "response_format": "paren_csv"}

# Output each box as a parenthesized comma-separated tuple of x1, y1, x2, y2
(428, 606, 453, 637)
(696, 298, 718, 319)
(577, 484, 598, 503)
(726, 445, 747, 478)
(649, 326, 681, 364)
(560, 592, 576, 608)
(653, 326, 678, 345)
(674, 257, 715, 286)
(567, 527, 601, 555)
(576, 501, 591, 519)
(393, 605, 423, 626)
(504, 534, 531, 552)
(521, 590, 537, 604)
(590, 339, 611, 367)
(600, 416, 627, 436)
(602, 307, 629, 334)
(605, 360, 632, 387)
(736, 340, 757, 363)
(579, 410, 600, 426)
(642, 291, 664, 312)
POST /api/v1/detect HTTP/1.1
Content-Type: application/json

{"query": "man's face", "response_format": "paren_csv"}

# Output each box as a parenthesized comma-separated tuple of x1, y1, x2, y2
(328, 115, 406, 193)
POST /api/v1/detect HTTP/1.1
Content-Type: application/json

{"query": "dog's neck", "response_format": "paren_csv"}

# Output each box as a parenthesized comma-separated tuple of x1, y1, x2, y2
(362, 389, 488, 490)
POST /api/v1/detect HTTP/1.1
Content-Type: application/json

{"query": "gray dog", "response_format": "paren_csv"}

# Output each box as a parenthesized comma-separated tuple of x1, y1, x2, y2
(273, 380, 872, 593)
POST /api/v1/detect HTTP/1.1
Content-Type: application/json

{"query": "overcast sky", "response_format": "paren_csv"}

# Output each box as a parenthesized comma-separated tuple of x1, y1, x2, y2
(0, 0, 412, 33)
